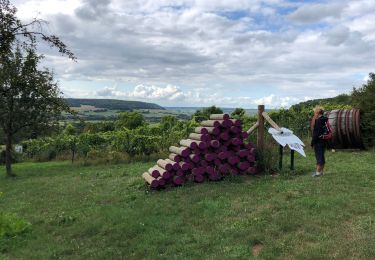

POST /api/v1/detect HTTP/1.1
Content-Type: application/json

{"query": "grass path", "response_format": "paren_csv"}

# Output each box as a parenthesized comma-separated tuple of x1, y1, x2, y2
(1, 150, 375, 259)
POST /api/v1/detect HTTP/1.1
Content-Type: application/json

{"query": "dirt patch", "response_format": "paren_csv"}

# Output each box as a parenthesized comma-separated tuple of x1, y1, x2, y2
(252, 243, 264, 257)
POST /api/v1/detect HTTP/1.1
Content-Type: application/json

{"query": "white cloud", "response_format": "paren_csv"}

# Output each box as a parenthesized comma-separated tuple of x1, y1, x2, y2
(94, 85, 311, 108)
(96, 84, 186, 101)
(287, 2, 346, 24)
(12, 0, 375, 108)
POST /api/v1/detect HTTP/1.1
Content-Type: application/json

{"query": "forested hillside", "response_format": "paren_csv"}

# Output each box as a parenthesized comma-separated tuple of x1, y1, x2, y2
(291, 94, 352, 110)
(65, 98, 165, 111)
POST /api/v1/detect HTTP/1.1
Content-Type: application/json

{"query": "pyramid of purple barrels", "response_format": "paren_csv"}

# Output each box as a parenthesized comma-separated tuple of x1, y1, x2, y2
(142, 114, 257, 189)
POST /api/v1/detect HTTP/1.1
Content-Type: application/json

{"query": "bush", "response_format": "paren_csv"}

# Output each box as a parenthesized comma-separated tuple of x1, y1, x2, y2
(0, 193, 31, 242)
(0, 213, 31, 239)
(352, 73, 375, 148)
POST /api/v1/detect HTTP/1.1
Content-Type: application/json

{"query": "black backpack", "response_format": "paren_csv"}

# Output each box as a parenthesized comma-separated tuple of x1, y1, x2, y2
(320, 117, 333, 141)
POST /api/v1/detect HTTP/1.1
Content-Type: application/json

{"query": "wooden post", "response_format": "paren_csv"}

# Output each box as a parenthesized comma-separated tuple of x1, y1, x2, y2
(257, 105, 265, 152)
(279, 145, 283, 170)
(290, 150, 295, 170)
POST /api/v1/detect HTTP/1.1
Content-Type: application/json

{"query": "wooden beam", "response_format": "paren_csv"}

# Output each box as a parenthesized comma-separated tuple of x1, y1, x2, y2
(257, 105, 265, 152)
(247, 121, 259, 135)
(262, 111, 283, 132)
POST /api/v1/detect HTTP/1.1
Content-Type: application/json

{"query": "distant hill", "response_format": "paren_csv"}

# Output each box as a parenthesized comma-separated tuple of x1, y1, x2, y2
(291, 94, 352, 109)
(65, 98, 165, 111)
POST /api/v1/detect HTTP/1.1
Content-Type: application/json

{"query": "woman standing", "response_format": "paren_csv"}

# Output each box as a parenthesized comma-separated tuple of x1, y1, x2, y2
(311, 106, 328, 177)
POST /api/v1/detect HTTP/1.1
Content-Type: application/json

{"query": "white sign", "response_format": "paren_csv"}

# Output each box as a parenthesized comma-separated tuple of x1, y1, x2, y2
(268, 127, 306, 157)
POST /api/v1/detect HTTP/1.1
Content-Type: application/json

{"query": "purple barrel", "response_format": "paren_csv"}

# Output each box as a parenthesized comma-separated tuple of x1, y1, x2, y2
(247, 155, 256, 162)
(218, 151, 228, 160)
(205, 153, 216, 162)
(198, 142, 207, 150)
(230, 167, 239, 175)
(192, 167, 203, 176)
(149, 179, 159, 189)
(149, 169, 160, 178)
(157, 178, 166, 187)
(213, 158, 220, 166)
(194, 174, 205, 183)
(173, 176, 184, 186)
(162, 171, 173, 180)
(212, 127, 221, 136)
(228, 156, 240, 165)
(247, 167, 257, 175)
(181, 148, 190, 157)
(232, 119, 241, 127)
(249, 147, 256, 155)
(231, 138, 242, 146)
(237, 161, 250, 171)
(192, 148, 201, 155)
(175, 170, 185, 177)
(163, 163, 173, 172)
(171, 162, 180, 171)
(218, 163, 230, 174)
(206, 166, 215, 175)
(222, 119, 233, 128)
(189, 154, 200, 163)
(230, 126, 240, 134)
(199, 128, 209, 135)
(199, 166, 206, 175)
(169, 153, 181, 163)
(241, 131, 249, 139)
(220, 132, 230, 141)
(209, 172, 222, 181)
(179, 162, 191, 171)
(237, 149, 248, 158)
(210, 140, 220, 148)
(200, 160, 209, 167)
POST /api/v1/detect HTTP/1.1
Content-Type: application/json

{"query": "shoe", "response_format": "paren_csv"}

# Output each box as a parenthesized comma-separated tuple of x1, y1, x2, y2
(312, 172, 322, 177)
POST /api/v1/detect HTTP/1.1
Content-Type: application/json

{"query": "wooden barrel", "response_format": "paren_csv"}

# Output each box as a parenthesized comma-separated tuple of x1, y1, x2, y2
(326, 109, 362, 148)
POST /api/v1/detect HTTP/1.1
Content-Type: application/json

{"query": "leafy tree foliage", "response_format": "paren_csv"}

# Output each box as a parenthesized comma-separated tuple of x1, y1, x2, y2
(231, 108, 246, 120)
(116, 112, 146, 130)
(0, 0, 75, 177)
(352, 73, 375, 147)
(63, 124, 76, 136)
(192, 106, 223, 122)
(160, 115, 178, 131)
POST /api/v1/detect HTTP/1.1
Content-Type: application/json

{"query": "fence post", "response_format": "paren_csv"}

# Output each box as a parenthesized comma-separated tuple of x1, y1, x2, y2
(290, 150, 295, 170)
(279, 145, 283, 169)
(257, 105, 265, 153)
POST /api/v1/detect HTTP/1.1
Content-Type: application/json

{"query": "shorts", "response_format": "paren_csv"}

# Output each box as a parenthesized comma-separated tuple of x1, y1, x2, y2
(314, 142, 326, 165)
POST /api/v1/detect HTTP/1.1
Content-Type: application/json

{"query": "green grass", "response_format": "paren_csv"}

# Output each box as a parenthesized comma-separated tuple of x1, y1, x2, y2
(0, 150, 375, 259)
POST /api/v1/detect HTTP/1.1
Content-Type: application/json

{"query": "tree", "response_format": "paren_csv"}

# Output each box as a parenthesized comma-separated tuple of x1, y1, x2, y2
(160, 115, 178, 131)
(63, 124, 76, 136)
(192, 105, 223, 122)
(231, 108, 246, 120)
(116, 112, 146, 130)
(352, 72, 375, 147)
(0, 0, 75, 177)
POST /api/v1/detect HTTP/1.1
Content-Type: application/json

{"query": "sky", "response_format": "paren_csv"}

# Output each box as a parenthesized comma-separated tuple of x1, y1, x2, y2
(12, 0, 375, 108)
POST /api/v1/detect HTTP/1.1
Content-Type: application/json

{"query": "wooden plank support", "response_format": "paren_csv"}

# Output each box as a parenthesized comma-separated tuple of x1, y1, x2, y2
(247, 121, 259, 135)
(262, 111, 283, 132)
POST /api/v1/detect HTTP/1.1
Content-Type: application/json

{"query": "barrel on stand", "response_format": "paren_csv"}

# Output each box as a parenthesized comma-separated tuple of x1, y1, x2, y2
(326, 109, 362, 149)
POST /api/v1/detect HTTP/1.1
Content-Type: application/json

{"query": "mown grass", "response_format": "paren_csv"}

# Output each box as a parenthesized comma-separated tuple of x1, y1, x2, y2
(0, 150, 375, 259)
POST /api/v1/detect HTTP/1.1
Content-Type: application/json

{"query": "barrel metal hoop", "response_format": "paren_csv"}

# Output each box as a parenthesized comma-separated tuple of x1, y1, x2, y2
(345, 109, 352, 146)
(337, 109, 343, 147)
(354, 109, 361, 144)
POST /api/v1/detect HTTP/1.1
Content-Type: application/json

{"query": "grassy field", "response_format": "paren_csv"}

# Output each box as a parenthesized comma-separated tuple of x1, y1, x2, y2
(1, 150, 375, 259)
